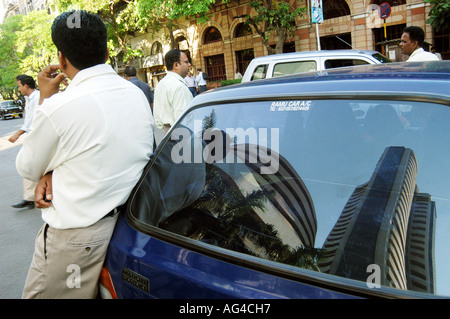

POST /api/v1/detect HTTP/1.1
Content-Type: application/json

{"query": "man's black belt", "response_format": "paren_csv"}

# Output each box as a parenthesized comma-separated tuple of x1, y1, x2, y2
(102, 206, 123, 219)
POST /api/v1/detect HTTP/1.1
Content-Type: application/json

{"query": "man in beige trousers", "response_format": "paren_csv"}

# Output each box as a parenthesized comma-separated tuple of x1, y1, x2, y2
(10, 75, 40, 209)
(16, 10, 154, 298)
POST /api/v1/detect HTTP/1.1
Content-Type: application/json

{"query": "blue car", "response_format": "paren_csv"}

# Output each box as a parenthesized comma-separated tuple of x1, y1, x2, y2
(100, 61, 450, 299)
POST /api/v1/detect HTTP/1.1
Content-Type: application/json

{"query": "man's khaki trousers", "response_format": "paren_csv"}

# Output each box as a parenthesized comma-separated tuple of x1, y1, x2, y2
(23, 178, 37, 201)
(22, 213, 118, 299)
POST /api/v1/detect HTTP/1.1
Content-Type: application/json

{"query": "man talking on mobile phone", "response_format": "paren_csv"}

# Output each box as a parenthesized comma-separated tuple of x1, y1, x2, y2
(16, 10, 155, 298)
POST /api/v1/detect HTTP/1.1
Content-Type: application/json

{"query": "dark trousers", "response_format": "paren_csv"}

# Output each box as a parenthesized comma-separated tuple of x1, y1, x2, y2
(198, 85, 207, 93)
(188, 87, 197, 97)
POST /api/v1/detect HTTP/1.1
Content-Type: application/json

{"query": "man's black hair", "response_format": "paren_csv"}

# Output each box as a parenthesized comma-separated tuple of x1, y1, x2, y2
(164, 49, 182, 71)
(51, 10, 108, 70)
(403, 26, 425, 46)
(16, 75, 36, 89)
(124, 66, 137, 77)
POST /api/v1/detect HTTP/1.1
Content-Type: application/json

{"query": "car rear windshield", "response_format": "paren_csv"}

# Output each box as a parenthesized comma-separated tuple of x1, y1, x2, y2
(130, 97, 449, 297)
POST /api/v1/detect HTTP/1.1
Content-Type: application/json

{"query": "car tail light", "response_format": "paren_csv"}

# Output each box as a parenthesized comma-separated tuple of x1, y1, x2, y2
(99, 267, 118, 299)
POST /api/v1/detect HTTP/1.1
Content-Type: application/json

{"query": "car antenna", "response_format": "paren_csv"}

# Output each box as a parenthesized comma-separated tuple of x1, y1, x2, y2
(335, 36, 362, 53)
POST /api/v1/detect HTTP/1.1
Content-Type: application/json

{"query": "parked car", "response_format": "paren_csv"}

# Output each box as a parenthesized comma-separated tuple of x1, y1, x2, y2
(101, 61, 450, 299)
(0, 100, 23, 120)
(241, 49, 391, 82)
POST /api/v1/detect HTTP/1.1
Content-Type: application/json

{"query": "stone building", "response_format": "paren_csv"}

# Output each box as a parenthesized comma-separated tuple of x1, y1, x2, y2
(127, 0, 446, 88)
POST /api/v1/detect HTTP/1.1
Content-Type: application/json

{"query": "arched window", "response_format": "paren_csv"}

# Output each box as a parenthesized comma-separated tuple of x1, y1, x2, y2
(151, 41, 163, 55)
(234, 23, 253, 38)
(323, 0, 350, 20)
(176, 36, 189, 50)
(204, 27, 223, 44)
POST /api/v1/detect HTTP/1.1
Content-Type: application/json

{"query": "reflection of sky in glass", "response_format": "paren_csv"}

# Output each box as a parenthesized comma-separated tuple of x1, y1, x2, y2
(182, 99, 449, 296)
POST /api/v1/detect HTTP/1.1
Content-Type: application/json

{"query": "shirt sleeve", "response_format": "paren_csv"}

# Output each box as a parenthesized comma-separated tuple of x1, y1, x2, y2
(172, 84, 193, 120)
(16, 106, 59, 182)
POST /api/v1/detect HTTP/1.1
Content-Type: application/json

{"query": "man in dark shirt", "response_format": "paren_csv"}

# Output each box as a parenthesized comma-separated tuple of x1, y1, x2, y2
(124, 66, 154, 111)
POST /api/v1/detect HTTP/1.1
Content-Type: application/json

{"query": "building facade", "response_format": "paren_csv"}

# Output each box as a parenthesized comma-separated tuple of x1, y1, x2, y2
(3, 0, 50, 19)
(128, 0, 447, 89)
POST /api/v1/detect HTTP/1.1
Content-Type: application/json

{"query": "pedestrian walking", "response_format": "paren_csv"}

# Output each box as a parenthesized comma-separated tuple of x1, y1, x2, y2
(234, 69, 243, 79)
(153, 49, 193, 133)
(124, 65, 154, 111)
(185, 71, 197, 97)
(9, 74, 40, 210)
(196, 68, 208, 94)
(16, 10, 154, 299)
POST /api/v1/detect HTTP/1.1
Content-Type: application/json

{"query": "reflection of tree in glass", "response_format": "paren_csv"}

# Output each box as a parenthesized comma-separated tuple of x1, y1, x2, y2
(189, 110, 323, 270)
(202, 108, 217, 132)
(189, 156, 323, 270)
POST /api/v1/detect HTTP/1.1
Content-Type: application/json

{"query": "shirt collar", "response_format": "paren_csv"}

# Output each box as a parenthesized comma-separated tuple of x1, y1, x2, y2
(67, 64, 117, 90)
(410, 47, 424, 57)
(28, 89, 38, 100)
(167, 71, 187, 84)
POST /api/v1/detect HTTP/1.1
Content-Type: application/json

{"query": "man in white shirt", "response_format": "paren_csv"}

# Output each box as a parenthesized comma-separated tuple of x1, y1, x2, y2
(9, 75, 40, 209)
(17, 10, 154, 298)
(400, 26, 440, 62)
(153, 49, 193, 133)
(185, 71, 197, 97)
(195, 68, 208, 93)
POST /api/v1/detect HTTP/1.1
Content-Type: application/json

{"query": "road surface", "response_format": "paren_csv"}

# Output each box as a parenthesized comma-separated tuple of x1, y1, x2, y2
(0, 117, 43, 299)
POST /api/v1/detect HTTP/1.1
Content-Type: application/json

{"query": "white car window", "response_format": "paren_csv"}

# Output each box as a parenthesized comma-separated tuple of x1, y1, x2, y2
(273, 60, 317, 77)
(324, 58, 370, 69)
(250, 64, 268, 81)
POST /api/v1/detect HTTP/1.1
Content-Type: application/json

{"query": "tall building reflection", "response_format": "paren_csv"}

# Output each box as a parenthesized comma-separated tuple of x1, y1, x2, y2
(319, 146, 436, 293)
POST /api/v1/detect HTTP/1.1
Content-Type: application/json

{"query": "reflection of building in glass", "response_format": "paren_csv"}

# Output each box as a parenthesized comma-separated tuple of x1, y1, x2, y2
(319, 147, 436, 293)
(406, 193, 436, 293)
(235, 144, 317, 248)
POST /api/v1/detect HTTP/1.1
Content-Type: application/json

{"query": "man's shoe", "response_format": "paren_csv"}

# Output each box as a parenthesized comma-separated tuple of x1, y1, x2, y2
(11, 200, 35, 209)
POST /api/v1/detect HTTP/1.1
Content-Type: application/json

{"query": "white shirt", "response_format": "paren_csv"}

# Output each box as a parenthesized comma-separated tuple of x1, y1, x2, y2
(196, 72, 207, 86)
(407, 48, 440, 62)
(184, 75, 196, 88)
(153, 71, 193, 129)
(16, 64, 155, 229)
(20, 89, 40, 133)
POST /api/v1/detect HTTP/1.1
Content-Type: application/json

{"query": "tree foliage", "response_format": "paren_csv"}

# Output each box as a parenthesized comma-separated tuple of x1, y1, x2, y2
(0, 11, 57, 99)
(0, 0, 310, 97)
(136, 0, 221, 49)
(16, 10, 58, 74)
(0, 15, 23, 99)
(245, 0, 306, 55)
(424, 0, 450, 32)
(54, 0, 143, 63)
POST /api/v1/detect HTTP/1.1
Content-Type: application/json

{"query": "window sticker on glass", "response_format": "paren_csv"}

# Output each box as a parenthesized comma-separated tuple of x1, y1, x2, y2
(270, 100, 311, 112)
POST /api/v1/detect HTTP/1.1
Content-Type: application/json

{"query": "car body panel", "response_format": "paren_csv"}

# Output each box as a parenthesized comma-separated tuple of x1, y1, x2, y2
(105, 214, 359, 299)
(241, 50, 391, 83)
(103, 61, 450, 299)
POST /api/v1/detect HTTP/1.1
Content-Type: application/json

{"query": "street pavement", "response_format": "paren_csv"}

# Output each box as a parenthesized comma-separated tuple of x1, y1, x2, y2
(0, 117, 43, 299)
